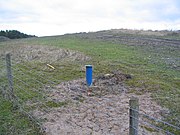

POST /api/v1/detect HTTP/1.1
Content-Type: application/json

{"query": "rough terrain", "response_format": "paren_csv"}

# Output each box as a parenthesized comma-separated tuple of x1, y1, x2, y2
(1, 29, 178, 135)
(33, 72, 166, 135)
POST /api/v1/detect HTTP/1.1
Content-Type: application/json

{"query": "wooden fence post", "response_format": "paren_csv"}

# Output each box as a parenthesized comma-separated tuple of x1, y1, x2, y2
(6, 53, 14, 101)
(129, 97, 139, 135)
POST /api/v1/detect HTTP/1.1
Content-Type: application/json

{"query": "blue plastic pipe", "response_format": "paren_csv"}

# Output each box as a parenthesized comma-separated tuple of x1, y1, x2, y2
(86, 65, 93, 86)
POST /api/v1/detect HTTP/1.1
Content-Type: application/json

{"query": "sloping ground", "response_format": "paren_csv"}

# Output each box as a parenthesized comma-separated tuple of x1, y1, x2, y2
(33, 72, 166, 135)
(106, 29, 180, 37)
(1, 30, 178, 134)
(75, 30, 180, 47)
(74, 31, 180, 71)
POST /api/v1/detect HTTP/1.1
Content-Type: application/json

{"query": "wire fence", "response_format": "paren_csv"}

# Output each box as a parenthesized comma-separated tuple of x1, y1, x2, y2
(0, 53, 63, 134)
(129, 97, 180, 135)
(0, 53, 180, 135)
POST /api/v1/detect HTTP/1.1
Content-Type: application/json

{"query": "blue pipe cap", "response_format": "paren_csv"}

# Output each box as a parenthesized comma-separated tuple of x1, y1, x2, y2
(85, 65, 93, 86)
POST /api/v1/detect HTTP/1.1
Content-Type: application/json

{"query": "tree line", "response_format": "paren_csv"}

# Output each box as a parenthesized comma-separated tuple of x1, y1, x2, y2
(0, 30, 36, 39)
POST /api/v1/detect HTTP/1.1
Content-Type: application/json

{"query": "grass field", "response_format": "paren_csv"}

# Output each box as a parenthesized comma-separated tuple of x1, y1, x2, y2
(0, 31, 179, 134)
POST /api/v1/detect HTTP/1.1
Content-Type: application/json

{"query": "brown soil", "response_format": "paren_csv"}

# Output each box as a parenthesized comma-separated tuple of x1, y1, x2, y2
(33, 72, 166, 135)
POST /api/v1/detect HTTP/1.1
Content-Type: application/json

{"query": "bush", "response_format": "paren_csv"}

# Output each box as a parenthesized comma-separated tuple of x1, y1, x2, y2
(0, 30, 36, 39)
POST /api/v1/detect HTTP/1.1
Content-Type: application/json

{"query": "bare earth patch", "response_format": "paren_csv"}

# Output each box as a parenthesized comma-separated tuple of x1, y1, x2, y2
(33, 72, 166, 135)
(0, 45, 90, 63)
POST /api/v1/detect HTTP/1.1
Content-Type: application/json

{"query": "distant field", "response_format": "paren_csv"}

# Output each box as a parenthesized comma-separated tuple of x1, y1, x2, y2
(0, 30, 179, 134)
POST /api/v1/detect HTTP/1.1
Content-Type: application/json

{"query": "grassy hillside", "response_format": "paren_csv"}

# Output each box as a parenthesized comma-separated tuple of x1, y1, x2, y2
(0, 31, 179, 134)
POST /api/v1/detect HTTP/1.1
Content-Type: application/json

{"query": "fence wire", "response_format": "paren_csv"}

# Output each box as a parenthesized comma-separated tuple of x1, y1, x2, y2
(129, 100, 180, 135)
(0, 53, 88, 134)
(0, 53, 180, 135)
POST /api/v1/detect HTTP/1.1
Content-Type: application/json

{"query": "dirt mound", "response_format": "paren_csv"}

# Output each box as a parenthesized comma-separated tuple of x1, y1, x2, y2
(3, 45, 91, 63)
(47, 71, 132, 102)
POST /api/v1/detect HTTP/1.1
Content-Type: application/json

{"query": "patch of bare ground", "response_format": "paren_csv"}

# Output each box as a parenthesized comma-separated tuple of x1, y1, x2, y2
(33, 71, 167, 135)
(0, 45, 90, 63)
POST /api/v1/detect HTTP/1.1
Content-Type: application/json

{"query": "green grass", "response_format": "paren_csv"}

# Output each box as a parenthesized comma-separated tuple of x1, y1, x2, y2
(21, 36, 179, 90)
(0, 34, 179, 134)
(45, 101, 68, 108)
(0, 97, 41, 135)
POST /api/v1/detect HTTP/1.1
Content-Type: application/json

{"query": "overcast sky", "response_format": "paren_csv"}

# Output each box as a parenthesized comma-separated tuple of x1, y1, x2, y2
(0, 0, 180, 36)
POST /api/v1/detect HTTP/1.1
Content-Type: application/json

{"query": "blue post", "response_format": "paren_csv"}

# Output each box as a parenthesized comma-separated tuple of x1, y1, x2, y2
(86, 65, 93, 86)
